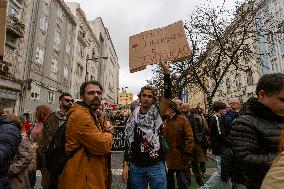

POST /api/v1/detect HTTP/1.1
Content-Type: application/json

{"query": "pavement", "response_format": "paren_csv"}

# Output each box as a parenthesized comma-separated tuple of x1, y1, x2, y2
(35, 152, 217, 189)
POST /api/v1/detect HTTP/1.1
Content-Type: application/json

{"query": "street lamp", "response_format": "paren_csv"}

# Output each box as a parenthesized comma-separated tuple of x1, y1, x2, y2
(85, 56, 108, 81)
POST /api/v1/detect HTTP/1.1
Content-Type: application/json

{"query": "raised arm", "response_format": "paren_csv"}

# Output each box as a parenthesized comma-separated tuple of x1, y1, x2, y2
(159, 62, 172, 116)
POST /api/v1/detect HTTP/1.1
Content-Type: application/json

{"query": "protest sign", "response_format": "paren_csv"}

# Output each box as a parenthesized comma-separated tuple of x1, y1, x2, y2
(129, 20, 191, 73)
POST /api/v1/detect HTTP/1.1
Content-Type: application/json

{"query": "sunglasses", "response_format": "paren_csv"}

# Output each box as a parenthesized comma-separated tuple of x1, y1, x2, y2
(64, 99, 74, 103)
(87, 91, 103, 96)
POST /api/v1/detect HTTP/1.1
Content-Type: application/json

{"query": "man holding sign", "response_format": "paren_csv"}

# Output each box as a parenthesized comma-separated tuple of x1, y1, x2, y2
(123, 62, 171, 189)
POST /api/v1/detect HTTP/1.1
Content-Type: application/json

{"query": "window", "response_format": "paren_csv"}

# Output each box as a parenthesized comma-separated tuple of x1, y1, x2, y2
(63, 66, 68, 79)
(35, 46, 45, 65)
(39, 15, 48, 32)
(30, 82, 40, 100)
(77, 44, 84, 58)
(280, 39, 284, 53)
(75, 63, 83, 77)
(53, 29, 61, 51)
(65, 42, 71, 54)
(271, 61, 280, 72)
(226, 78, 231, 93)
(246, 69, 254, 86)
(67, 23, 72, 33)
(57, 7, 63, 20)
(8, 2, 19, 17)
(236, 74, 242, 90)
(50, 57, 58, 80)
(47, 91, 55, 103)
(268, 46, 277, 58)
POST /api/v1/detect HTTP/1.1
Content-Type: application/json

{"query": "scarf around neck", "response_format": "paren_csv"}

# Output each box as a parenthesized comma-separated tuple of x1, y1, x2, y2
(125, 105, 163, 155)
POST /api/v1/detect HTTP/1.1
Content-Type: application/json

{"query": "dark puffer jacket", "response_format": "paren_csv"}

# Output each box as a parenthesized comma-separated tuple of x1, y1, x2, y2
(230, 97, 284, 188)
(0, 118, 22, 177)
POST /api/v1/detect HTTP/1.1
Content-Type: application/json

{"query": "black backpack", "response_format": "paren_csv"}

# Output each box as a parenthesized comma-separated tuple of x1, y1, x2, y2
(44, 121, 79, 174)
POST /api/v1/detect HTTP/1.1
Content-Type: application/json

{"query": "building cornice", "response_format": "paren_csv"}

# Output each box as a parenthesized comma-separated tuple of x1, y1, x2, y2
(55, 0, 76, 25)
(76, 6, 100, 47)
(94, 17, 118, 62)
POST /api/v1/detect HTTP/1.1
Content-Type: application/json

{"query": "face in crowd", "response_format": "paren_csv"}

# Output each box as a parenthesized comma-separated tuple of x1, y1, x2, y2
(220, 108, 227, 116)
(258, 89, 284, 117)
(60, 95, 74, 111)
(173, 99, 183, 112)
(140, 89, 154, 109)
(82, 84, 103, 110)
(229, 99, 240, 111)
(182, 103, 190, 114)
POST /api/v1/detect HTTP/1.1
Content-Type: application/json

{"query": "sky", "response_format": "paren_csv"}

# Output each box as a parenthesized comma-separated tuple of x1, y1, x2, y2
(65, 0, 238, 100)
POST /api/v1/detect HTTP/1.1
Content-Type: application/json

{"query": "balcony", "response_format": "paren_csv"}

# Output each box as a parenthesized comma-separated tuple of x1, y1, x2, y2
(77, 30, 87, 47)
(6, 15, 25, 38)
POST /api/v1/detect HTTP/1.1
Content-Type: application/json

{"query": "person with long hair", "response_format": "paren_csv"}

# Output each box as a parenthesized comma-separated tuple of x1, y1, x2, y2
(30, 105, 53, 189)
(31, 105, 53, 143)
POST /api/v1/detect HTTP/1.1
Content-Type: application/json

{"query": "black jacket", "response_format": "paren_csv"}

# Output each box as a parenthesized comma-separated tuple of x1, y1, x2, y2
(209, 115, 229, 155)
(188, 114, 205, 145)
(0, 118, 21, 177)
(230, 97, 284, 188)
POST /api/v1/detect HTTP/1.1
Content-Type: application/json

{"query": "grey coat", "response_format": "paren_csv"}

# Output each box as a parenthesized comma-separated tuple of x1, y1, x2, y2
(9, 133, 33, 189)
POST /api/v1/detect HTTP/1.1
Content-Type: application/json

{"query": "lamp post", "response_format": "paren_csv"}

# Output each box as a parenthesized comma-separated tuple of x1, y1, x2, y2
(85, 56, 108, 82)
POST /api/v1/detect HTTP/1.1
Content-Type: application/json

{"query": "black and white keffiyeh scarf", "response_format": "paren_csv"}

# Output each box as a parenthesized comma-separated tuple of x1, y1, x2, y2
(125, 105, 163, 158)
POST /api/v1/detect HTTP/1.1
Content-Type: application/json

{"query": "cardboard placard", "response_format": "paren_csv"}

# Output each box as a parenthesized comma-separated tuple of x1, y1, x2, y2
(0, 0, 7, 59)
(129, 20, 192, 73)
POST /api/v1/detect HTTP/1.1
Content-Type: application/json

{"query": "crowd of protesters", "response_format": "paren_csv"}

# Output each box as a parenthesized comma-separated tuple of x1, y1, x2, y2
(0, 62, 283, 189)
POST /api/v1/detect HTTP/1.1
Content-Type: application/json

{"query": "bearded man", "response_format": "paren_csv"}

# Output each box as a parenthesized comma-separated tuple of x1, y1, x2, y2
(58, 81, 114, 189)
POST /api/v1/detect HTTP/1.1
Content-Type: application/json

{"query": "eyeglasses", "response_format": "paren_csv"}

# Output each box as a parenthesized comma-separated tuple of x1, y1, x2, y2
(64, 99, 74, 103)
(141, 93, 153, 98)
(87, 91, 103, 96)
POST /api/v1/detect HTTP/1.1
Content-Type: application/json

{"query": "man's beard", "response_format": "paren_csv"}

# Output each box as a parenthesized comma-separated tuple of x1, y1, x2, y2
(62, 104, 72, 111)
(85, 100, 101, 111)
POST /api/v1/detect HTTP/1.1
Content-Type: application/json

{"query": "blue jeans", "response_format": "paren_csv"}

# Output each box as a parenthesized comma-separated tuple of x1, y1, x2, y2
(130, 161, 167, 189)
(203, 155, 232, 189)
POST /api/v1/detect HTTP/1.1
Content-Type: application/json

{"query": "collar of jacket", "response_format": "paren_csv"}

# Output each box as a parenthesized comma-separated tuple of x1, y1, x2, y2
(242, 97, 284, 122)
(55, 111, 67, 121)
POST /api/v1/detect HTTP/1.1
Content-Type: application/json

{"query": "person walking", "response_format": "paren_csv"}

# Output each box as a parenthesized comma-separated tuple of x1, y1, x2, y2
(187, 108, 206, 186)
(58, 81, 114, 189)
(200, 101, 232, 189)
(163, 100, 195, 189)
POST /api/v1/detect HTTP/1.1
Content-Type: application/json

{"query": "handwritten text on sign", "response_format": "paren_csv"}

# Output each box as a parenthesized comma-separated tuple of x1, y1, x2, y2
(112, 126, 126, 152)
(129, 21, 192, 73)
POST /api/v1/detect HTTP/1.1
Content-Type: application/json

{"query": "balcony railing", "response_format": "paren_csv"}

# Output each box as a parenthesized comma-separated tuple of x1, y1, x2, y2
(6, 14, 25, 38)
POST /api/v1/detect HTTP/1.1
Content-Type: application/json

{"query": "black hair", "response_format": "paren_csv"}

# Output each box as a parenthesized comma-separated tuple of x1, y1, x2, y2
(212, 101, 227, 112)
(256, 73, 284, 96)
(138, 86, 157, 103)
(80, 81, 103, 97)
(59, 93, 72, 101)
(190, 108, 198, 114)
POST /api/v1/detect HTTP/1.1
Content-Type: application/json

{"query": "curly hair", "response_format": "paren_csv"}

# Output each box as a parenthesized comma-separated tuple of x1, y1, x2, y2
(138, 86, 157, 103)
(35, 105, 53, 123)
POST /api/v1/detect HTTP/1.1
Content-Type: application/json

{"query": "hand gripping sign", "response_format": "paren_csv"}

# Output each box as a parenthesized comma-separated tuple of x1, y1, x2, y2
(129, 20, 192, 73)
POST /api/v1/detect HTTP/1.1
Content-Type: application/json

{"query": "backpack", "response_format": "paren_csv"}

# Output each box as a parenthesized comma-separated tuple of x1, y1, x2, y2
(44, 121, 80, 174)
